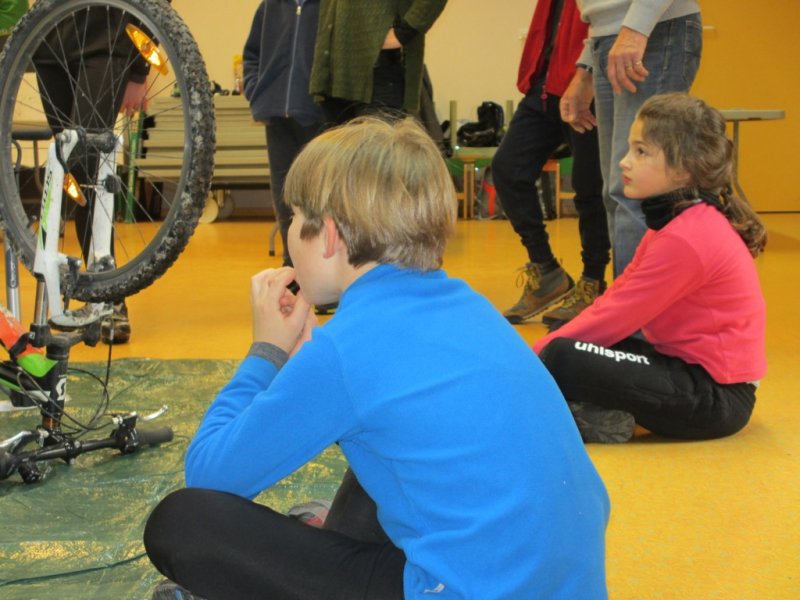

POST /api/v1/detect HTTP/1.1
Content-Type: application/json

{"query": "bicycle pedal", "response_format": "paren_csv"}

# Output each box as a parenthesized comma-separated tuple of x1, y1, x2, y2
(49, 303, 112, 330)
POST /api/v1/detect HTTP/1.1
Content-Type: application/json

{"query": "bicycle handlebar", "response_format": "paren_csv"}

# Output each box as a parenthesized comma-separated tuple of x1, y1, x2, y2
(0, 422, 174, 482)
(134, 426, 174, 447)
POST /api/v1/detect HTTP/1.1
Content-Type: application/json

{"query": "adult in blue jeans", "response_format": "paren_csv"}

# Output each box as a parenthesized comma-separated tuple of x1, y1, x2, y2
(560, 0, 702, 276)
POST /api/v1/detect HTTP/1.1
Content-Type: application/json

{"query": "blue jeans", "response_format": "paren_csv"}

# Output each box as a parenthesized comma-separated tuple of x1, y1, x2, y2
(591, 13, 702, 276)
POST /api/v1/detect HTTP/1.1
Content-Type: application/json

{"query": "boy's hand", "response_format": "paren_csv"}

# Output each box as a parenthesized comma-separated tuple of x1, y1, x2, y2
(250, 268, 312, 354)
(290, 306, 318, 357)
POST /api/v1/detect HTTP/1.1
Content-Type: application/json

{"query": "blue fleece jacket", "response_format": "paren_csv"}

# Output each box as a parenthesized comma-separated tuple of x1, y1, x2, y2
(186, 264, 610, 599)
(242, 0, 324, 125)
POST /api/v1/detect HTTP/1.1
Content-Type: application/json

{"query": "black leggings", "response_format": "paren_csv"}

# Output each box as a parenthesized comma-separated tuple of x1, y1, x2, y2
(144, 468, 405, 600)
(539, 337, 756, 440)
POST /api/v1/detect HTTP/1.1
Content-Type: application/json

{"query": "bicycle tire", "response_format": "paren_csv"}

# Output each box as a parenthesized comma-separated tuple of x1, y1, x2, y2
(0, 0, 214, 301)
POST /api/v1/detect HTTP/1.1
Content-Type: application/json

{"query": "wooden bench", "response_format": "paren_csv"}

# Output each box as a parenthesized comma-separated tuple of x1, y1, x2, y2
(136, 94, 281, 250)
(138, 94, 269, 185)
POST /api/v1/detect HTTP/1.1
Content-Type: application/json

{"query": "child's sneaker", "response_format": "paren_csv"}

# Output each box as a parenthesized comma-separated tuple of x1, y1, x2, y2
(568, 401, 635, 443)
(503, 263, 574, 324)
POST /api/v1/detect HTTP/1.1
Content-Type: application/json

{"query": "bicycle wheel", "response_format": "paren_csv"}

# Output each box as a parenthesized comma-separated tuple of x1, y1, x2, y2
(0, 0, 214, 302)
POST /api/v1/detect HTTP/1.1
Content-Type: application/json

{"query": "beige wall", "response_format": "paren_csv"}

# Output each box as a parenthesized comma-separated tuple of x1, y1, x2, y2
(171, 0, 798, 212)
(171, 0, 531, 114)
(425, 0, 532, 120)
(689, 0, 798, 212)
(171, 0, 261, 92)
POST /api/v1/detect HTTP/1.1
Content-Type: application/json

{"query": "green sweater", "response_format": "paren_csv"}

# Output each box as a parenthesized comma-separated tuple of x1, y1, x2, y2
(0, 0, 27, 35)
(310, 0, 447, 112)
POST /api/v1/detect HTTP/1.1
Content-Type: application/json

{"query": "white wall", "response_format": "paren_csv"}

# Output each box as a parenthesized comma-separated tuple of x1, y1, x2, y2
(171, 0, 261, 93)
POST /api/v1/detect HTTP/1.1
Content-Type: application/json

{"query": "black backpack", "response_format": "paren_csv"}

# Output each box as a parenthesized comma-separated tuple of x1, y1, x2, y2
(457, 101, 504, 147)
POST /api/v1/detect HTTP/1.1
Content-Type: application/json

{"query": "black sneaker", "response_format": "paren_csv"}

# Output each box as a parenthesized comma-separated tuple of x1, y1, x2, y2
(568, 401, 635, 443)
(100, 301, 131, 345)
(151, 579, 206, 600)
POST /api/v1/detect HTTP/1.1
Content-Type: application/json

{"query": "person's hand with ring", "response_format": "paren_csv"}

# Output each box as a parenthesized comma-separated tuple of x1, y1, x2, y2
(608, 26, 649, 95)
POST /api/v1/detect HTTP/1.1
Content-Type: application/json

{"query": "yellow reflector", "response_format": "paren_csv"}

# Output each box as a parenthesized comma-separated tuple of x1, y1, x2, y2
(125, 24, 169, 76)
(63, 173, 87, 206)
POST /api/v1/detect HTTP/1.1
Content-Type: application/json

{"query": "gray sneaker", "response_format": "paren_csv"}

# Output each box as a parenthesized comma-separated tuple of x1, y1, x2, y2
(568, 401, 635, 443)
(151, 579, 206, 600)
(542, 277, 606, 330)
(503, 263, 574, 324)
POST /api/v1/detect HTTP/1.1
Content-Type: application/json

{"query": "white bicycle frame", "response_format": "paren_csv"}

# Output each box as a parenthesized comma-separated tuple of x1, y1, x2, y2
(32, 129, 118, 329)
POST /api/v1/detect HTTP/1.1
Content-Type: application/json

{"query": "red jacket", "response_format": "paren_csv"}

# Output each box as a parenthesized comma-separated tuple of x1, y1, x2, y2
(517, 0, 588, 97)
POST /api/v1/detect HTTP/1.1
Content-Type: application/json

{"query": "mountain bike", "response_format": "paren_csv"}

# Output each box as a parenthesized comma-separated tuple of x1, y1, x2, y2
(0, 0, 215, 482)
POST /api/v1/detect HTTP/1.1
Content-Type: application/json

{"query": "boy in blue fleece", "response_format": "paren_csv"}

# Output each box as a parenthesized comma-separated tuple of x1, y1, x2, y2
(144, 116, 610, 599)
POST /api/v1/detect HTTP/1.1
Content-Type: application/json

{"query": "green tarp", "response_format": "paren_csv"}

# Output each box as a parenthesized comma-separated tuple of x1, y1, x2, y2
(0, 358, 347, 599)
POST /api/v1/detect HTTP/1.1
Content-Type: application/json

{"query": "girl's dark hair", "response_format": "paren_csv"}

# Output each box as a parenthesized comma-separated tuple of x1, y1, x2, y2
(637, 93, 767, 257)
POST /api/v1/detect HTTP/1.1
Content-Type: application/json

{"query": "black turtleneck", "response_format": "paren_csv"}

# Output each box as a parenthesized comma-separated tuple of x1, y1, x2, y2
(641, 188, 725, 230)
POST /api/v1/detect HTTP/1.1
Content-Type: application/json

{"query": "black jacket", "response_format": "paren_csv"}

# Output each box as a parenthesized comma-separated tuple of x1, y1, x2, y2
(243, 0, 324, 125)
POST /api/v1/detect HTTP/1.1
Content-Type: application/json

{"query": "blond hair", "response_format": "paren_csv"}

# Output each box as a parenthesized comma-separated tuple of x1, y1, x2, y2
(284, 116, 457, 270)
(637, 93, 767, 257)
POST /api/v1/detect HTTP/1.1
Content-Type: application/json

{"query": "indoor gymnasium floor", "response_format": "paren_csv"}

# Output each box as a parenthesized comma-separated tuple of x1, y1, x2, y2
(1, 212, 797, 599)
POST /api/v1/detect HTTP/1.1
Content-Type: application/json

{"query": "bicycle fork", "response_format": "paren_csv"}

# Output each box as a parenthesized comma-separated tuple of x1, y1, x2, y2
(33, 130, 119, 331)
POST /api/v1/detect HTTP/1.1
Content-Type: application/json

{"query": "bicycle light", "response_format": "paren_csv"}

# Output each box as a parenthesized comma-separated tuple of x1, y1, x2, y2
(63, 173, 87, 206)
(125, 24, 169, 76)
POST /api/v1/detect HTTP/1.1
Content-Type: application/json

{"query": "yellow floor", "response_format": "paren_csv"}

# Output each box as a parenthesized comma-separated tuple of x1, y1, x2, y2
(2, 214, 798, 598)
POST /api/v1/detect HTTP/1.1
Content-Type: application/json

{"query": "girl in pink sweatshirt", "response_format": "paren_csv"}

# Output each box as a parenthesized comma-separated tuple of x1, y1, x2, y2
(534, 93, 767, 443)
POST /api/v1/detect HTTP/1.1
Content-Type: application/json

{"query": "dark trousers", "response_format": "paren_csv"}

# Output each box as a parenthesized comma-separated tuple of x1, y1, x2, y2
(539, 337, 756, 440)
(321, 49, 406, 125)
(36, 57, 129, 265)
(266, 118, 325, 265)
(492, 89, 610, 281)
(144, 468, 404, 600)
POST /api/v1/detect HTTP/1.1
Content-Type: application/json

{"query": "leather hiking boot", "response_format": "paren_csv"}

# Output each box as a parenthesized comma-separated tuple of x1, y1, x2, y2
(542, 276, 606, 330)
(503, 263, 574, 324)
(101, 301, 131, 345)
